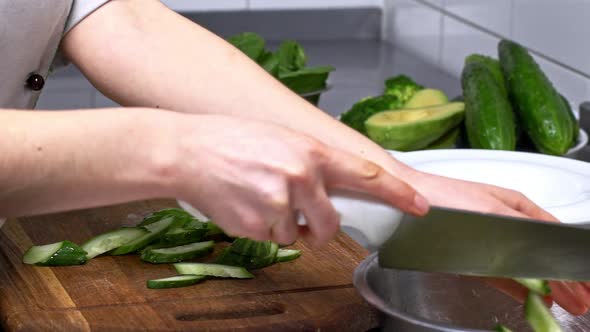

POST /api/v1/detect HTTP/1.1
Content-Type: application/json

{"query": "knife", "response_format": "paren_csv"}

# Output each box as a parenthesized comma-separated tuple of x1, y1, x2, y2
(323, 193, 590, 281)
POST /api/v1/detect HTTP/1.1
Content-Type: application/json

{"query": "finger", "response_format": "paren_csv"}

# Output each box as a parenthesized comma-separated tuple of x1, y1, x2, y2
(492, 189, 558, 222)
(270, 209, 298, 245)
(481, 277, 554, 307)
(321, 149, 429, 216)
(549, 281, 588, 316)
(293, 185, 340, 246)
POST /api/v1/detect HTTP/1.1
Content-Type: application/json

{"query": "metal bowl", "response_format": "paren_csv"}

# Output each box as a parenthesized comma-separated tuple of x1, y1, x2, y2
(353, 252, 590, 332)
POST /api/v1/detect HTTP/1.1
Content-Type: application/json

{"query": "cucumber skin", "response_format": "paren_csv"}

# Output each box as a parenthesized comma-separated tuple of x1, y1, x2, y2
(35, 241, 87, 266)
(147, 275, 206, 289)
(499, 40, 573, 155)
(110, 217, 179, 255)
(140, 241, 215, 264)
(82, 227, 147, 259)
(174, 263, 254, 279)
(465, 54, 508, 97)
(275, 249, 301, 263)
(462, 61, 516, 150)
(525, 293, 563, 332)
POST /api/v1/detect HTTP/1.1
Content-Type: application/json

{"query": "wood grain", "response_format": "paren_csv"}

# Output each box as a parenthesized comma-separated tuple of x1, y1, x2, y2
(0, 200, 380, 331)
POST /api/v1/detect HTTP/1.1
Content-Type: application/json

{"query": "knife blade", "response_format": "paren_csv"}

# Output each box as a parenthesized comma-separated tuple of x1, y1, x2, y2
(378, 206, 590, 281)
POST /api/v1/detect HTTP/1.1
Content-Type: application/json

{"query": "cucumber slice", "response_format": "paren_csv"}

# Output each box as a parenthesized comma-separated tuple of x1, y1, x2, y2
(82, 227, 148, 259)
(147, 275, 206, 289)
(139, 208, 193, 227)
(141, 240, 215, 264)
(174, 263, 254, 279)
(160, 222, 208, 246)
(204, 222, 225, 237)
(275, 249, 301, 263)
(110, 217, 177, 255)
(494, 324, 513, 332)
(525, 293, 563, 332)
(515, 278, 551, 296)
(23, 241, 87, 266)
(220, 239, 279, 269)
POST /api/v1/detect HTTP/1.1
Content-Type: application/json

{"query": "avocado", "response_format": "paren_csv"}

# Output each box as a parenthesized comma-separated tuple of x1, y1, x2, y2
(365, 102, 465, 151)
(425, 127, 461, 150)
(404, 89, 449, 108)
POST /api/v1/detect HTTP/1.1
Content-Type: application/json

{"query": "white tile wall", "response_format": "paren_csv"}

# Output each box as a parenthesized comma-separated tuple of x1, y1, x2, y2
(444, 0, 512, 37)
(384, 0, 443, 67)
(440, 15, 501, 78)
(160, 0, 247, 12)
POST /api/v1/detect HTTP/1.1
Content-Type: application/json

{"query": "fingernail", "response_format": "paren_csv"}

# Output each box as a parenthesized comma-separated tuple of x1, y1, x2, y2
(413, 194, 430, 215)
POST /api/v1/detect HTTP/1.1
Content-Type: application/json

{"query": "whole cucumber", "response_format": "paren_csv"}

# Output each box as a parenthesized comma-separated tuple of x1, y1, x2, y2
(462, 61, 516, 150)
(499, 40, 574, 155)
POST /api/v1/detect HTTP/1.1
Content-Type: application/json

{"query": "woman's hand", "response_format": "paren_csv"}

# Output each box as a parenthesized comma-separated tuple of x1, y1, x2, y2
(162, 114, 429, 245)
(409, 171, 590, 315)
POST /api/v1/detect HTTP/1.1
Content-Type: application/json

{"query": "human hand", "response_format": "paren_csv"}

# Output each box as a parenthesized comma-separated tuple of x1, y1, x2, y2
(408, 171, 590, 315)
(163, 114, 429, 245)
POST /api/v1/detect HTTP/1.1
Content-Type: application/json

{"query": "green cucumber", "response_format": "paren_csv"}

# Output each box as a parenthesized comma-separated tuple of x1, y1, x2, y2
(139, 208, 193, 227)
(499, 40, 574, 155)
(465, 54, 508, 97)
(82, 227, 147, 259)
(159, 220, 208, 246)
(494, 325, 513, 332)
(174, 263, 254, 279)
(462, 60, 516, 150)
(525, 293, 563, 332)
(110, 217, 177, 255)
(141, 240, 215, 264)
(561, 95, 580, 144)
(275, 249, 301, 263)
(515, 278, 551, 296)
(147, 275, 206, 289)
(23, 241, 87, 266)
(221, 239, 279, 269)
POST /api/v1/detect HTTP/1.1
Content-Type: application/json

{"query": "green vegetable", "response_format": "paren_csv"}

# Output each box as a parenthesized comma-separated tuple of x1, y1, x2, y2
(365, 102, 465, 151)
(404, 89, 448, 108)
(227, 32, 266, 61)
(384, 75, 424, 103)
(217, 238, 279, 269)
(23, 241, 87, 266)
(561, 94, 580, 144)
(499, 39, 574, 155)
(276, 40, 307, 75)
(141, 240, 215, 264)
(465, 54, 508, 97)
(278, 66, 334, 95)
(139, 208, 193, 227)
(159, 219, 208, 246)
(259, 51, 280, 77)
(340, 95, 403, 134)
(111, 217, 178, 255)
(174, 263, 254, 279)
(462, 60, 516, 150)
(424, 127, 460, 150)
(494, 324, 513, 332)
(82, 227, 148, 259)
(525, 292, 563, 332)
(275, 249, 301, 263)
(147, 275, 206, 289)
(515, 278, 551, 296)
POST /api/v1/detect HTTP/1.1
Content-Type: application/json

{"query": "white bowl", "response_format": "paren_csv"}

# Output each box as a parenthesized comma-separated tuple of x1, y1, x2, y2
(393, 149, 590, 224)
(566, 128, 589, 158)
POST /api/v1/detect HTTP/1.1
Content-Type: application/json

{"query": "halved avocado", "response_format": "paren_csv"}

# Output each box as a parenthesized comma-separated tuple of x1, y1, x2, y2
(365, 102, 465, 151)
(404, 89, 449, 108)
(425, 127, 461, 150)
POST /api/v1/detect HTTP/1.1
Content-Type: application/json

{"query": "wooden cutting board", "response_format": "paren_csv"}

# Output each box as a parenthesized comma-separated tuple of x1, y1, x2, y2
(0, 200, 381, 331)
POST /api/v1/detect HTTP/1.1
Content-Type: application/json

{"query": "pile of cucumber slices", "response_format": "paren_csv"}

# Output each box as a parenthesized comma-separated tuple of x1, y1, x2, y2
(22, 208, 301, 289)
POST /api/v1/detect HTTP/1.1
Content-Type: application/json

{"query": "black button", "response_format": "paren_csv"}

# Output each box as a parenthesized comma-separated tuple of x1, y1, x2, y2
(26, 74, 45, 91)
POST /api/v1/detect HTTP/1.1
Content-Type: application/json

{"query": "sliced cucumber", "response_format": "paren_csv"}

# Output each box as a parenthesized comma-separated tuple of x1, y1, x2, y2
(515, 278, 551, 296)
(525, 293, 563, 332)
(139, 208, 193, 227)
(220, 239, 279, 269)
(110, 217, 177, 255)
(82, 227, 148, 259)
(275, 249, 301, 263)
(174, 263, 254, 279)
(204, 222, 225, 237)
(141, 240, 215, 264)
(494, 324, 513, 332)
(147, 275, 206, 289)
(23, 241, 87, 266)
(160, 221, 208, 246)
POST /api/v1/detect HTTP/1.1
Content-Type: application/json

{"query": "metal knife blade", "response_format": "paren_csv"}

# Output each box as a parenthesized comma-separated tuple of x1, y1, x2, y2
(378, 206, 590, 281)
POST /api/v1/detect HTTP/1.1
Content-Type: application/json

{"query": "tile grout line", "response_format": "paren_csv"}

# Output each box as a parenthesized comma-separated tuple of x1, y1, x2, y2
(437, 0, 446, 68)
(411, 0, 590, 81)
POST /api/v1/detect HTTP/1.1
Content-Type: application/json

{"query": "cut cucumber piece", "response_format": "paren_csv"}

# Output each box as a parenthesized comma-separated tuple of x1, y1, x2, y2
(139, 208, 193, 227)
(494, 324, 513, 332)
(141, 240, 215, 264)
(220, 239, 279, 269)
(174, 263, 254, 279)
(23, 241, 87, 266)
(82, 227, 148, 259)
(204, 222, 225, 237)
(525, 293, 563, 332)
(515, 278, 551, 296)
(110, 217, 177, 255)
(275, 249, 301, 263)
(160, 223, 208, 246)
(147, 275, 206, 289)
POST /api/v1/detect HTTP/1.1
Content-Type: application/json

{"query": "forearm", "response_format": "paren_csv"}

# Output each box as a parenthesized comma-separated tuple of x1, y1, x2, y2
(62, 0, 416, 178)
(0, 108, 169, 217)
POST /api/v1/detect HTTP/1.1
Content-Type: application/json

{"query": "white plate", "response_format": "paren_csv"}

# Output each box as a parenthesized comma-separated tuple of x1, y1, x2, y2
(393, 149, 590, 224)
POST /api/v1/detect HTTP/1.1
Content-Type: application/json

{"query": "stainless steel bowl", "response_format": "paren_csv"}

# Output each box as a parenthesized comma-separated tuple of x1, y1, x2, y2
(353, 253, 590, 332)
